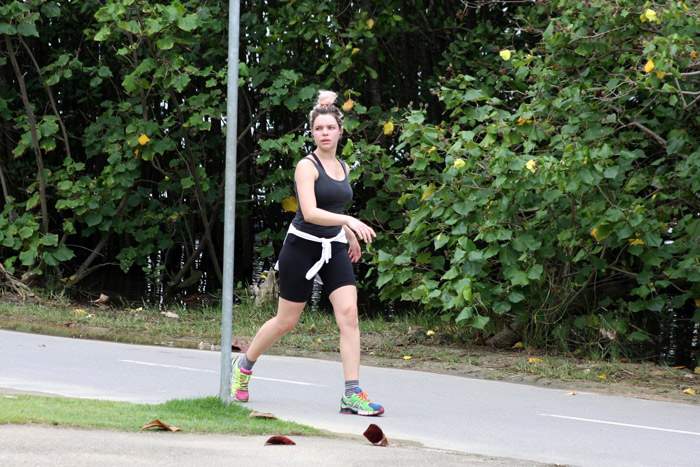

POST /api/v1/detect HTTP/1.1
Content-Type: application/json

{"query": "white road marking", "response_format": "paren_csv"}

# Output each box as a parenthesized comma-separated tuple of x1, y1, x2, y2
(118, 360, 328, 387)
(541, 414, 700, 437)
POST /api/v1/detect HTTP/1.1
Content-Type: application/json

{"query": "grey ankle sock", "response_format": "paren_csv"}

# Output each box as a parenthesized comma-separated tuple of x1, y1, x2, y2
(344, 380, 359, 397)
(239, 353, 256, 372)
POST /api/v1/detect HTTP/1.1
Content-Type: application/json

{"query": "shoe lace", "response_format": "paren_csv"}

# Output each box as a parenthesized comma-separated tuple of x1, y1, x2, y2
(356, 390, 370, 402)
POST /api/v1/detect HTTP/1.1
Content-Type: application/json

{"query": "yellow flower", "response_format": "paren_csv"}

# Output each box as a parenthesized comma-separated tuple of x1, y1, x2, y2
(599, 374, 607, 379)
(454, 158, 465, 169)
(525, 159, 537, 173)
(499, 50, 512, 61)
(517, 116, 533, 125)
(138, 134, 151, 145)
(644, 60, 655, 73)
(281, 196, 298, 212)
(342, 99, 355, 112)
(644, 9, 658, 23)
(383, 121, 394, 135)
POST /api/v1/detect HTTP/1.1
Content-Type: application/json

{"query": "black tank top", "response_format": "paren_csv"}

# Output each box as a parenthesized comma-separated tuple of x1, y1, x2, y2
(291, 153, 353, 238)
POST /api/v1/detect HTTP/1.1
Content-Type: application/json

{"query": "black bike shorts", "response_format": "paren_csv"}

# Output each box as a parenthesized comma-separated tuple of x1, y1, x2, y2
(277, 233, 356, 303)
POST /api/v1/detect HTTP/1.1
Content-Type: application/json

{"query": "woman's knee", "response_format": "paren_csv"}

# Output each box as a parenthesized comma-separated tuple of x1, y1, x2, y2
(335, 304, 359, 329)
(273, 314, 299, 334)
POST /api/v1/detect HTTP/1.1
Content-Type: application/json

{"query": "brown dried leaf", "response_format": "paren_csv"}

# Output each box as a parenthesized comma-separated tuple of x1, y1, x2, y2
(363, 424, 388, 446)
(248, 412, 277, 420)
(232, 340, 251, 352)
(140, 419, 181, 432)
(265, 435, 295, 446)
(93, 294, 109, 305)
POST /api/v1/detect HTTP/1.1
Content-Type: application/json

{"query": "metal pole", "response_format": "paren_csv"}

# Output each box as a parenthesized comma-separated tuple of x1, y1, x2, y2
(220, 0, 241, 403)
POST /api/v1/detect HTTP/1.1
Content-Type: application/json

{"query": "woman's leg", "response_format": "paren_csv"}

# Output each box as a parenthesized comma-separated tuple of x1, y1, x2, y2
(329, 285, 360, 381)
(245, 297, 306, 361)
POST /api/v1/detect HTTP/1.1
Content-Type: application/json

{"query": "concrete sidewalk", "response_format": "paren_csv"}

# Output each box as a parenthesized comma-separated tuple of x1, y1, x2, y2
(0, 424, 553, 467)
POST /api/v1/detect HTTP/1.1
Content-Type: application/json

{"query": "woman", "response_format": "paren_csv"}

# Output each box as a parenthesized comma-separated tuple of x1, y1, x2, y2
(231, 90, 384, 416)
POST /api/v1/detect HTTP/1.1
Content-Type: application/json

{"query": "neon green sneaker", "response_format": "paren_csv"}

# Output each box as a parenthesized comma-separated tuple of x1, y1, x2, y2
(230, 355, 252, 402)
(340, 388, 384, 416)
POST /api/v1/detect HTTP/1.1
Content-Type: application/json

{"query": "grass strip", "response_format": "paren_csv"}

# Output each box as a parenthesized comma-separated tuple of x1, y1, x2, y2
(0, 395, 324, 436)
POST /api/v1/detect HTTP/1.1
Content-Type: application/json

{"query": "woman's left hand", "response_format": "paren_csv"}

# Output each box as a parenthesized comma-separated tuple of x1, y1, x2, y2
(347, 241, 362, 263)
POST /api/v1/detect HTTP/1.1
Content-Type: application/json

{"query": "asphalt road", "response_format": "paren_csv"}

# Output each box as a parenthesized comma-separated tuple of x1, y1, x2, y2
(2, 329, 700, 466)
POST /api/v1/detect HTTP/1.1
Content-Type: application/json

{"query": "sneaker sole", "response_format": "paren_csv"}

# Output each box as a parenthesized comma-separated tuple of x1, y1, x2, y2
(340, 407, 385, 416)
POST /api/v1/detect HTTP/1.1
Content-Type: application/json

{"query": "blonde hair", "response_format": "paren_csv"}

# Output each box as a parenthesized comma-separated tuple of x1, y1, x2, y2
(308, 90, 344, 128)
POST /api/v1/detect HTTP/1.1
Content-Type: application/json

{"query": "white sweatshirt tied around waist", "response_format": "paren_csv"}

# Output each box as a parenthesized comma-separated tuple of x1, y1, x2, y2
(276, 224, 347, 283)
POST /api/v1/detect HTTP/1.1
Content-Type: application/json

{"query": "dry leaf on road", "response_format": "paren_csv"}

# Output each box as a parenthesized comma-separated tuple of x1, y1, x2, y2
(265, 436, 295, 445)
(140, 419, 181, 432)
(248, 412, 277, 419)
(363, 424, 388, 446)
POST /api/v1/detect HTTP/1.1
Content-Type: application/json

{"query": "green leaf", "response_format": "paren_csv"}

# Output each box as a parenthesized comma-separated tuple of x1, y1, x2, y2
(52, 244, 75, 261)
(0, 23, 17, 35)
(627, 331, 649, 342)
(85, 212, 103, 227)
(157, 37, 175, 50)
(471, 315, 490, 330)
(19, 249, 37, 266)
(17, 22, 39, 38)
(455, 306, 473, 323)
(178, 14, 199, 32)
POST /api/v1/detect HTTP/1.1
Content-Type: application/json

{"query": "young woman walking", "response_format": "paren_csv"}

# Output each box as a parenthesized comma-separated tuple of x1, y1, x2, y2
(230, 90, 384, 416)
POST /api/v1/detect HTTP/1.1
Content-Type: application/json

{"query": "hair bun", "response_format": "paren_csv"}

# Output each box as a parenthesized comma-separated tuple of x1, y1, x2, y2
(316, 90, 337, 107)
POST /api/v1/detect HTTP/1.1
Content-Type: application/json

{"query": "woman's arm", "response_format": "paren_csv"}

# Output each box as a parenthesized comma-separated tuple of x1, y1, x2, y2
(295, 159, 376, 243)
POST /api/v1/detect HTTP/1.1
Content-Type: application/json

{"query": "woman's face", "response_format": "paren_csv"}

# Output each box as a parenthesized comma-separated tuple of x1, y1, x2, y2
(311, 114, 342, 152)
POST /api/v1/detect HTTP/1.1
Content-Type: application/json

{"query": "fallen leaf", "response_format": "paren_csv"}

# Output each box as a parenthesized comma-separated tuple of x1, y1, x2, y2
(599, 374, 607, 379)
(426, 330, 436, 336)
(363, 424, 388, 446)
(673, 366, 686, 370)
(161, 311, 179, 319)
(620, 358, 629, 363)
(694, 367, 700, 375)
(232, 341, 251, 352)
(403, 355, 412, 360)
(265, 435, 295, 446)
(93, 294, 109, 305)
(566, 392, 576, 396)
(528, 358, 543, 363)
(248, 412, 277, 420)
(512, 342, 524, 349)
(141, 419, 181, 432)
(683, 388, 696, 395)
(73, 308, 87, 314)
